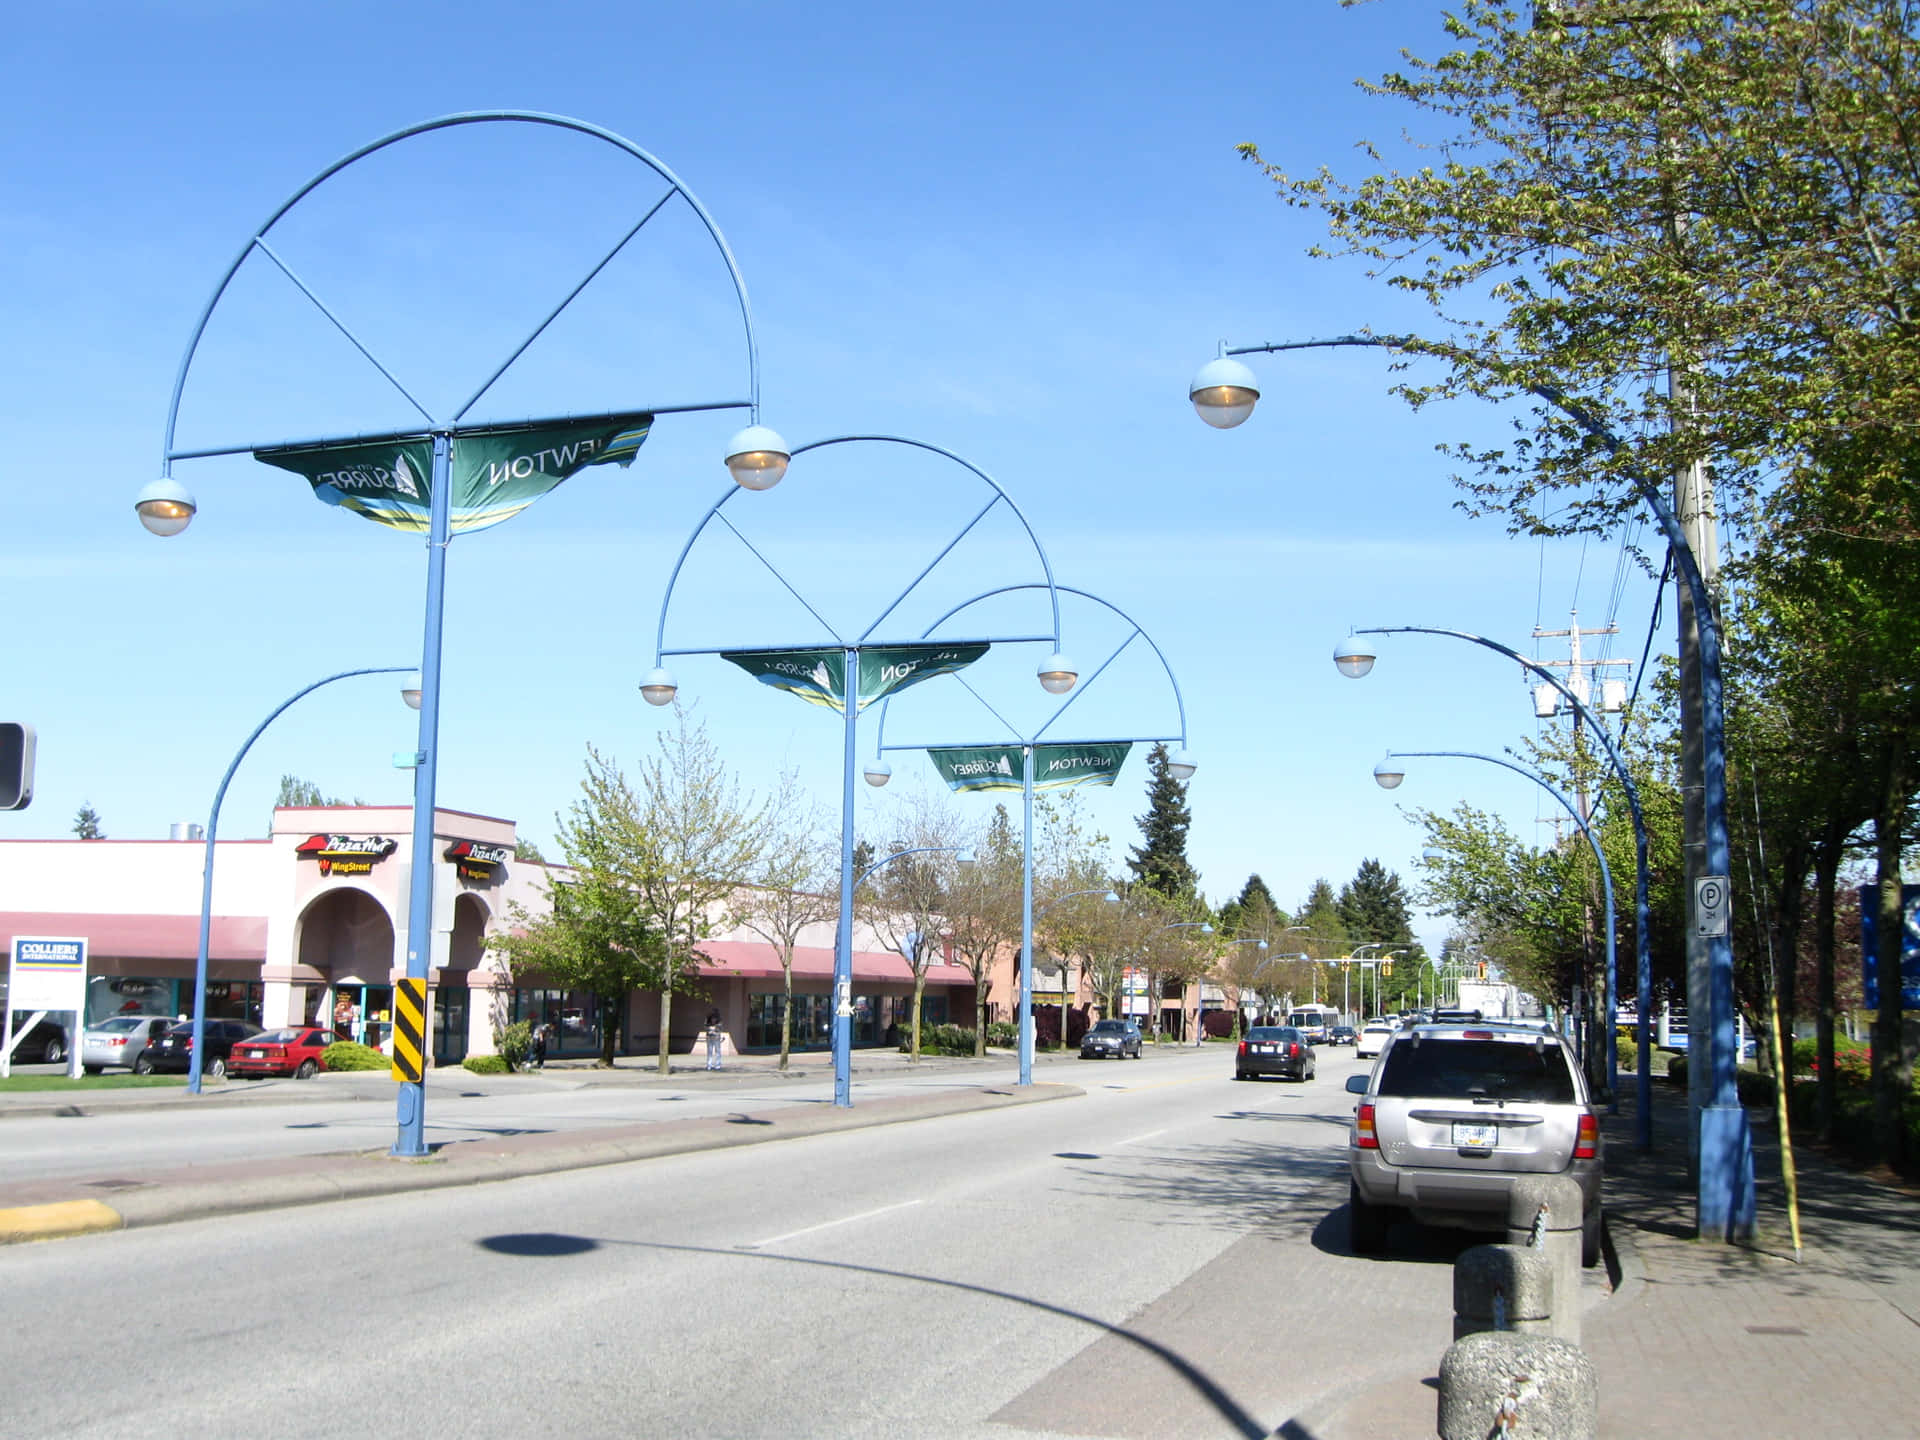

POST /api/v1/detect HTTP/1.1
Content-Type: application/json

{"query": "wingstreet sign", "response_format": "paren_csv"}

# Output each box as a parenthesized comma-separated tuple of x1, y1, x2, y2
(720, 643, 989, 714)
(929, 743, 1132, 793)
(255, 414, 653, 535)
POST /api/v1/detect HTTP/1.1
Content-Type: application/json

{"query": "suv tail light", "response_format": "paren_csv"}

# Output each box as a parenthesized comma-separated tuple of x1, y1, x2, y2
(1236, 1041, 1248, 1057)
(1289, 1042, 1300, 1058)
(1574, 1111, 1599, 1160)
(1354, 1102, 1379, 1149)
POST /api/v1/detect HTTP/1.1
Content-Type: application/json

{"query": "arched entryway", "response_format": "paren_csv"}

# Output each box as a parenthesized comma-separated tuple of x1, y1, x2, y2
(435, 892, 490, 1065)
(296, 887, 395, 1047)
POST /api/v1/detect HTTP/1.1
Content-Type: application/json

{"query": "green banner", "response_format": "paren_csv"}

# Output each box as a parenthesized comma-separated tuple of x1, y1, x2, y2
(720, 643, 988, 714)
(929, 742, 1132, 793)
(254, 415, 653, 535)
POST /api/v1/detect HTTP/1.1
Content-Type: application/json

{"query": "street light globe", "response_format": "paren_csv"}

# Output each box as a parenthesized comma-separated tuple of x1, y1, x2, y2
(863, 758, 893, 787)
(1188, 357, 1260, 429)
(401, 672, 424, 710)
(1373, 756, 1407, 790)
(1101, 890, 1120, 905)
(1199, 923, 1215, 935)
(639, 668, 679, 706)
(724, 425, 790, 491)
(956, 848, 976, 866)
(1333, 636, 1377, 679)
(1166, 748, 1197, 781)
(1037, 653, 1078, 695)
(134, 477, 197, 537)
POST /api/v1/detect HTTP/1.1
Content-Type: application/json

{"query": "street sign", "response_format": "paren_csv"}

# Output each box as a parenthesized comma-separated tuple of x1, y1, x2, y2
(4, 936, 86, 1079)
(1694, 876, 1731, 938)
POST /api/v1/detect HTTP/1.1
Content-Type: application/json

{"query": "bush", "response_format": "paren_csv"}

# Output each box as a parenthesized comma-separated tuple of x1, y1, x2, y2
(1667, 1054, 1686, 1088)
(1793, 1035, 1871, 1083)
(1617, 1036, 1637, 1073)
(462, 1054, 508, 1075)
(903, 1023, 978, 1057)
(320, 1041, 388, 1072)
(986, 1021, 1018, 1049)
(496, 1020, 534, 1071)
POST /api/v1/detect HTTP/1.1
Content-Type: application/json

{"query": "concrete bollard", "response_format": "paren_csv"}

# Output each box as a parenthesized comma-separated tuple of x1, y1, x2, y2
(1453, 1243, 1555, 1340)
(1505, 1174, 1586, 1342)
(1437, 1331, 1597, 1440)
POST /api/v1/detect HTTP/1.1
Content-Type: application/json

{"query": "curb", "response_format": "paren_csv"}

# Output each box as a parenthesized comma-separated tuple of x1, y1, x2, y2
(0, 1082, 1080, 1244)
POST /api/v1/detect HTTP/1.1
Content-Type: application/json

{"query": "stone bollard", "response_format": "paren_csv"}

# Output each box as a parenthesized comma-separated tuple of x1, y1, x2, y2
(1453, 1243, 1555, 1340)
(1437, 1331, 1597, 1440)
(1505, 1175, 1586, 1343)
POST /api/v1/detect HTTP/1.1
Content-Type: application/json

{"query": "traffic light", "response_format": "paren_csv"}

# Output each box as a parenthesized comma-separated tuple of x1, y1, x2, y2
(0, 723, 33, 810)
(1380, 961, 1393, 977)
(1477, 960, 1488, 979)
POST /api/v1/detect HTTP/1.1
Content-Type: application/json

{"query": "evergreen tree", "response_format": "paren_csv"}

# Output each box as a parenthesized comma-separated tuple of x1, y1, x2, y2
(1293, 879, 1347, 956)
(1337, 860, 1417, 948)
(71, 804, 104, 840)
(1127, 742, 1197, 902)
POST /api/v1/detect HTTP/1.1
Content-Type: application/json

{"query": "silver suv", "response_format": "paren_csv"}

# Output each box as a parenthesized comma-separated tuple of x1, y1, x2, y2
(1344, 1019, 1602, 1264)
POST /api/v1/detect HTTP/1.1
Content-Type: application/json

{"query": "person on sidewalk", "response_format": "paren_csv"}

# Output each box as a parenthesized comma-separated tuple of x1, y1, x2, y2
(529, 1022, 548, 1071)
(704, 1009, 724, 1071)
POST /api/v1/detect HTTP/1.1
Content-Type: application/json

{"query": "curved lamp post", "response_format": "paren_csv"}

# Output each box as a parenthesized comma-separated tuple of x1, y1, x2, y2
(1377, 750, 1617, 1091)
(643, 436, 1072, 1108)
(866, 583, 1192, 1085)
(146, 111, 778, 1159)
(1196, 333, 1739, 1227)
(185, 667, 416, 1093)
(1031, 888, 1120, 1051)
(1338, 628, 1650, 1148)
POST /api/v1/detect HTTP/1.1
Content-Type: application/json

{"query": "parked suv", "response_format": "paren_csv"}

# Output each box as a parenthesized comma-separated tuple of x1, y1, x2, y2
(1344, 1019, 1601, 1265)
(1079, 1018, 1142, 1059)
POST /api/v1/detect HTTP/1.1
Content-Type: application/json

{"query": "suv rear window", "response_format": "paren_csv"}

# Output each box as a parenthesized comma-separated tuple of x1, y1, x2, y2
(1375, 1037, 1576, 1103)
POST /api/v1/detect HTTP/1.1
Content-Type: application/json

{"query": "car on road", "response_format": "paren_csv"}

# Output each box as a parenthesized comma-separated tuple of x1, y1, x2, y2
(134, 1019, 262, 1078)
(1235, 1025, 1316, 1082)
(227, 1026, 340, 1079)
(82, 1015, 178, 1074)
(1329, 1025, 1357, 1046)
(1345, 1017, 1602, 1266)
(6, 1013, 73, 1065)
(1354, 1022, 1398, 1059)
(1079, 1018, 1142, 1059)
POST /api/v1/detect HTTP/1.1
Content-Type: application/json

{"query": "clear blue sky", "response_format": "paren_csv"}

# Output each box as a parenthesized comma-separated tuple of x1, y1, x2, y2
(1, 1, 1662, 955)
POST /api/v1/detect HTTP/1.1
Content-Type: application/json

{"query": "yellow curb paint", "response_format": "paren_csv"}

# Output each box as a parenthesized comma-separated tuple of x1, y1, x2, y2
(0, 1200, 124, 1245)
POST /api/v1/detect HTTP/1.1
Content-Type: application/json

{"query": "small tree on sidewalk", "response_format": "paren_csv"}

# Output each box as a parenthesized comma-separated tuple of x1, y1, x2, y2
(730, 775, 836, 1071)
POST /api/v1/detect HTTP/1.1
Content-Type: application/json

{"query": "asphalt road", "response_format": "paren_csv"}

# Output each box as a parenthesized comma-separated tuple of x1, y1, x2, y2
(0, 1045, 1468, 1440)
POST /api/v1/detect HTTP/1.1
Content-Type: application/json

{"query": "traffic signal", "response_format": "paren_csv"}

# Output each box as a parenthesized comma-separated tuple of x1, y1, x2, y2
(1477, 960, 1488, 978)
(1380, 961, 1393, 977)
(0, 723, 33, 810)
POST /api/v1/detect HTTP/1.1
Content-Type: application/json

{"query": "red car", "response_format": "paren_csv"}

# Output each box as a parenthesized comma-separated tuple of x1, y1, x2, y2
(227, 1026, 340, 1079)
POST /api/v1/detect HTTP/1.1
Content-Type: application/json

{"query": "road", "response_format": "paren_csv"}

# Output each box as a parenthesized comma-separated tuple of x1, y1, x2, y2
(0, 1045, 1466, 1440)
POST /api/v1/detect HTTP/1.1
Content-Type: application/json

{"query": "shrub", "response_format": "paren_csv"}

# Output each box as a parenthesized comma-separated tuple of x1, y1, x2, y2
(321, 1041, 388, 1072)
(1793, 1035, 1871, 1083)
(496, 1020, 534, 1071)
(1616, 1036, 1637, 1073)
(904, 1023, 978, 1056)
(986, 1021, 1018, 1049)
(462, 1054, 508, 1075)
(1667, 1054, 1686, 1088)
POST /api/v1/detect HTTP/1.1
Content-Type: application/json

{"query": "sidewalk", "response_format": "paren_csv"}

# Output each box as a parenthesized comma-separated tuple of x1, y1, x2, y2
(1306, 1079, 1920, 1438)
(0, 1045, 1077, 1243)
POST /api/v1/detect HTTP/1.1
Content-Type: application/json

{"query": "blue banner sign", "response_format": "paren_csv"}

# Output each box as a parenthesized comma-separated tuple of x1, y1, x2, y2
(1858, 885, 1920, 1011)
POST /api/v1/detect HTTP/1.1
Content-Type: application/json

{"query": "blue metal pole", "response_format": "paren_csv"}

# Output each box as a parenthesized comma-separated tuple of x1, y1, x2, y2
(834, 646, 858, 1108)
(392, 432, 452, 1159)
(1019, 745, 1035, 1086)
(187, 667, 413, 1095)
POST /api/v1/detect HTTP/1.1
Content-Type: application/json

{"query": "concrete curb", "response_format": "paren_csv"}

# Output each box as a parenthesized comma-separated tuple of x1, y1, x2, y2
(1, 1082, 1079, 1243)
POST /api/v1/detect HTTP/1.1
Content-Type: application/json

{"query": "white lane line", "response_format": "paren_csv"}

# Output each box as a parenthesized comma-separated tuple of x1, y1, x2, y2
(1116, 1129, 1166, 1147)
(741, 1198, 924, 1250)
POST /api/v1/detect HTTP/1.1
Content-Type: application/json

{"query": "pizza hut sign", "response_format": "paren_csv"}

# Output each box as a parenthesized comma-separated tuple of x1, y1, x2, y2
(445, 839, 511, 884)
(295, 833, 398, 877)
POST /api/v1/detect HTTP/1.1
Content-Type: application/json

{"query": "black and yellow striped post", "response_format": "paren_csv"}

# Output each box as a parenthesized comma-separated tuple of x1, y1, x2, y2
(391, 978, 427, 1084)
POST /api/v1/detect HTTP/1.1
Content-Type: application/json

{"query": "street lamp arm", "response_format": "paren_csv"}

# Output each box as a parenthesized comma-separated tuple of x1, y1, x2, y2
(852, 844, 970, 894)
(1034, 888, 1118, 921)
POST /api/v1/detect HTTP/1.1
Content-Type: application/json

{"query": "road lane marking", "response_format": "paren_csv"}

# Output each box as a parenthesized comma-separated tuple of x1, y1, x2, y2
(1116, 1129, 1166, 1147)
(741, 1197, 923, 1250)
(1102, 1077, 1208, 1093)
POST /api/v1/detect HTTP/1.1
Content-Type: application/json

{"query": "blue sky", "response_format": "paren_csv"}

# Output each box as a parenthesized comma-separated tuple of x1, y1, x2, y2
(1, 1, 1662, 953)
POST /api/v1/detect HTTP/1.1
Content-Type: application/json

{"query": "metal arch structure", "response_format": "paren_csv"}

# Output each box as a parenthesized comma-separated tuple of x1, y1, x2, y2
(869, 582, 1192, 1085)
(1385, 748, 1617, 1082)
(1209, 331, 1745, 1236)
(1352, 622, 1652, 1148)
(155, 112, 769, 1159)
(642, 437, 1074, 1109)
(161, 108, 765, 472)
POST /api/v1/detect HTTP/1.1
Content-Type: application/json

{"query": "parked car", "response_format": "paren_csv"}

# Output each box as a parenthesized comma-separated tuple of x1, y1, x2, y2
(1235, 1025, 1316, 1082)
(134, 1019, 262, 1078)
(227, 1026, 340, 1079)
(1345, 1018, 1602, 1265)
(6, 1012, 73, 1065)
(1354, 1022, 1398, 1059)
(1079, 1018, 1142, 1059)
(1329, 1025, 1357, 1046)
(82, 1014, 177, 1074)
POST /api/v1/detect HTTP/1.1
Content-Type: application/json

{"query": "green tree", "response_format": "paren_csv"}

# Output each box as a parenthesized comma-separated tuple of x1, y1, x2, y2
(730, 773, 835, 1071)
(514, 837, 547, 863)
(862, 793, 970, 1060)
(71, 804, 104, 840)
(944, 807, 1022, 1055)
(1127, 742, 1197, 901)
(1337, 859, 1416, 949)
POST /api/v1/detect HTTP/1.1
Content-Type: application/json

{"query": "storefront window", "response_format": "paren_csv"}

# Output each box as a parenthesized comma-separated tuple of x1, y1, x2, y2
(86, 976, 178, 1025)
(514, 989, 618, 1056)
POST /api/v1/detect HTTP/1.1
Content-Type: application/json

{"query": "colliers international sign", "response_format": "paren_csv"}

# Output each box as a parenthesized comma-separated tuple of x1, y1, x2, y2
(720, 643, 990, 714)
(929, 743, 1132, 793)
(295, 834, 399, 877)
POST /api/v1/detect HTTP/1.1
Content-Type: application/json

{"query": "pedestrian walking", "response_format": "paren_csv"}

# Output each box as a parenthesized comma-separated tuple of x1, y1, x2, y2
(529, 1021, 548, 1070)
(704, 1009, 724, 1070)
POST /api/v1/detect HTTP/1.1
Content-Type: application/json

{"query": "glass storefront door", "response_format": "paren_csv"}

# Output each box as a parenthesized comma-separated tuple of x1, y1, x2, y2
(433, 987, 469, 1066)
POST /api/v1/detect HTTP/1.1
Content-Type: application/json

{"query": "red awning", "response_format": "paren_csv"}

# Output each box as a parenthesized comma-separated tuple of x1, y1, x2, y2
(690, 939, 973, 987)
(0, 912, 266, 962)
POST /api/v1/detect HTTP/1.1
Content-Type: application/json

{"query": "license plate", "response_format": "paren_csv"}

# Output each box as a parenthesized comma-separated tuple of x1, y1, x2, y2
(1453, 1122, 1498, 1149)
(1257, 1044, 1276, 1053)
(245, 1050, 264, 1058)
